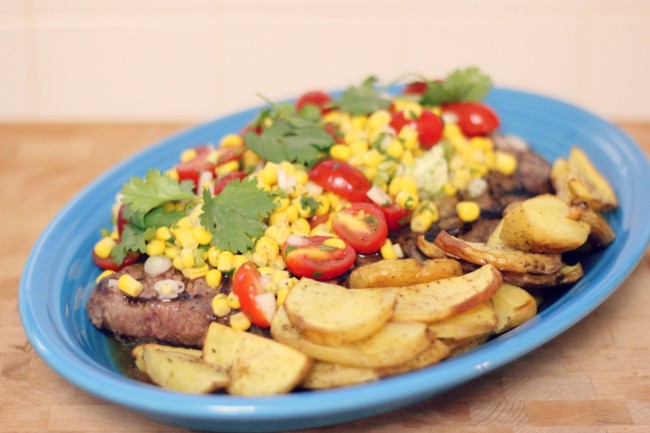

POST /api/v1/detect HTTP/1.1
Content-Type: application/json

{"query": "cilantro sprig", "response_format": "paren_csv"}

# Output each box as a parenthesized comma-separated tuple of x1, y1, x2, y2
(244, 97, 334, 166)
(419, 67, 493, 106)
(200, 178, 277, 253)
(121, 169, 195, 213)
(338, 76, 391, 115)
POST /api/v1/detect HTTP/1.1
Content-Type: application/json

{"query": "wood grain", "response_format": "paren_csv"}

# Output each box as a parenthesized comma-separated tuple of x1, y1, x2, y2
(1, 122, 649, 433)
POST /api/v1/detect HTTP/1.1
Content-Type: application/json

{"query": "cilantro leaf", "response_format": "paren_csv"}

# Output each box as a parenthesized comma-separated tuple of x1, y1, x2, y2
(420, 67, 493, 106)
(339, 76, 391, 115)
(110, 224, 146, 265)
(121, 169, 195, 213)
(199, 178, 277, 253)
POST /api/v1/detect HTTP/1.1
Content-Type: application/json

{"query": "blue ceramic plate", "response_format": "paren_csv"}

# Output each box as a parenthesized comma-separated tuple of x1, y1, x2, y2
(20, 88, 650, 432)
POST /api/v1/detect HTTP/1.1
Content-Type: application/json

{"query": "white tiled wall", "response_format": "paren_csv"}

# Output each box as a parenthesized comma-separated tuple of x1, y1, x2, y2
(1, 0, 649, 122)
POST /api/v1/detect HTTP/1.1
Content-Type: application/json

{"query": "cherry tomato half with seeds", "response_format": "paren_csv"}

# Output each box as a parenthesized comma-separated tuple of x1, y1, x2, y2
(380, 202, 413, 233)
(175, 146, 217, 188)
(295, 90, 334, 115)
(232, 262, 276, 328)
(92, 249, 140, 272)
(282, 235, 356, 281)
(308, 160, 371, 203)
(414, 110, 444, 149)
(442, 102, 500, 137)
(213, 171, 247, 195)
(332, 202, 388, 254)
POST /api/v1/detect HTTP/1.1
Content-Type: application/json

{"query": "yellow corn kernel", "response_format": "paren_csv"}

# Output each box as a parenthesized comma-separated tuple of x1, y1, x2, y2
(274, 225, 291, 246)
(495, 151, 518, 175)
(294, 170, 308, 185)
(366, 110, 391, 133)
(205, 268, 223, 287)
(263, 281, 278, 293)
(95, 269, 115, 284)
(456, 201, 481, 223)
(227, 292, 241, 309)
(380, 239, 398, 260)
(321, 110, 344, 124)
(258, 266, 274, 276)
(291, 218, 311, 236)
(274, 196, 291, 213)
(259, 163, 279, 186)
(175, 216, 194, 229)
(443, 123, 463, 140)
(182, 264, 209, 280)
(179, 248, 195, 269)
(401, 150, 415, 166)
(343, 129, 365, 145)
(323, 238, 346, 249)
(410, 209, 436, 232)
(349, 140, 369, 156)
(211, 293, 231, 317)
(271, 269, 291, 283)
(443, 183, 458, 196)
(310, 223, 332, 236)
(220, 133, 244, 148)
(165, 169, 179, 181)
(146, 239, 166, 257)
(314, 195, 330, 216)
(285, 205, 299, 223)
(330, 144, 352, 161)
(172, 255, 184, 270)
(232, 254, 249, 270)
(229, 312, 252, 331)
(242, 149, 261, 168)
(155, 226, 172, 241)
(207, 246, 221, 267)
(215, 160, 239, 176)
(398, 125, 418, 150)
(451, 168, 472, 190)
(361, 149, 383, 168)
(470, 136, 493, 152)
(268, 254, 287, 270)
(117, 274, 143, 298)
(269, 211, 289, 227)
(192, 226, 212, 245)
(395, 190, 419, 210)
(180, 148, 197, 163)
(217, 250, 235, 272)
(252, 251, 269, 267)
(255, 236, 280, 260)
(93, 237, 116, 259)
(351, 115, 368, 131)
(385, 139, 404, 159)
(276, 287, 290, 306)
(393, 100, 423, 118)
(109, 230, 120, 240)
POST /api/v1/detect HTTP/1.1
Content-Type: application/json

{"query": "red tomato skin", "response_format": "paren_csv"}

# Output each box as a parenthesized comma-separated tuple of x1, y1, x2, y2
(415, 111, 444, 149)
(323, 122, 345, 144)
(381, 203, 413, 233)
(213, 171, 247, 195)
(389, 111, 409, 133)
(232, 262, 272, 328)
(403, 81, 428, 95)
(442, 102, 500, 137)
(283, 236, 356, 281)
(116, 205, 127, 237)
(332, 203, 388, 254)
(308, 160, 371, 203)
(175, 146, 216, 187)
(92, 250, 140, 272)
(295, 91, 333, 115)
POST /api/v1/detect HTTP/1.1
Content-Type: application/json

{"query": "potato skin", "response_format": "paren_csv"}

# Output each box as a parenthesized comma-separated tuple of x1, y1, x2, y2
(348, 258, 462, 289)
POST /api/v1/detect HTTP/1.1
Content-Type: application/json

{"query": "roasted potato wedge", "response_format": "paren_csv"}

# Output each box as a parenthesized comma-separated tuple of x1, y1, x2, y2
(427, 301, 497, 340)
(283, 278, 396, 346)
(434, 231, 563, 275)
(501, 263, 583, 289)
(302, 362, 379, 389)
(491, 283, 538, 334)
(348, 258, 462, 289)
(444, 335, 491, 357)
(486, 218, 507, 247)
(271, 307, 430, 368)
(578, 206, 616, 247)
(385, 264, 502, 323)
(203, 322, 312, 396)
(376, 339, 450, 377)
(133, 343, 229, 394)
(416, 234, 447, 259)
(499, 194, 591, 253)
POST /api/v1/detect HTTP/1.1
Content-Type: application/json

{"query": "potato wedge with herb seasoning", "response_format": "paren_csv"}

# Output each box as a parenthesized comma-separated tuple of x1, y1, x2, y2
(491, 283, 538, 334)
(376, 339, 450, 377)
(348, 258, 462, 289)
(283, 278, 396, 346)
(132, 343, 229, 394)
(427, 301, 497, 340)
(499, 194, 591, 253)
(380, 264, 502, 323)
(202, 322, 312, 396)
(301, 362, 380, 389)
(271, 307, 430, 368)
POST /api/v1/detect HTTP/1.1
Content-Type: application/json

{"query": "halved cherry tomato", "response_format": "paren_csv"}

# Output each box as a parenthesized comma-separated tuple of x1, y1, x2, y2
(308, 214, 329, 229)
(389, 111, 409, 133)
(232, 262, 276, 328)
(92, 249, 140, 272)
(323, 122, 345, 144)
(380, 202, 412, 233)
(282, 235, 356, 281)
(403, 81, 428, 95)
(415, 110, 444, 149)
(442, 102, 500, 137)
(116, 205, 128, 237)
(308, 160, 371, 203)
(213, 171, 247, 195)
(295, 90, 334, 115)
(332, 202, 388, 254)
(175, 146, 217, 188)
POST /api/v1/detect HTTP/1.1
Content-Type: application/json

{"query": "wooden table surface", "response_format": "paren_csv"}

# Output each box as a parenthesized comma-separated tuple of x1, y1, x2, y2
(1, 122, 649, 433)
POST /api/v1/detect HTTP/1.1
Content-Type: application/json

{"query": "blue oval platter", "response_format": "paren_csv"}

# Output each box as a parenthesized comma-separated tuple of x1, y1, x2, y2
(19, 87, 650, 432)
